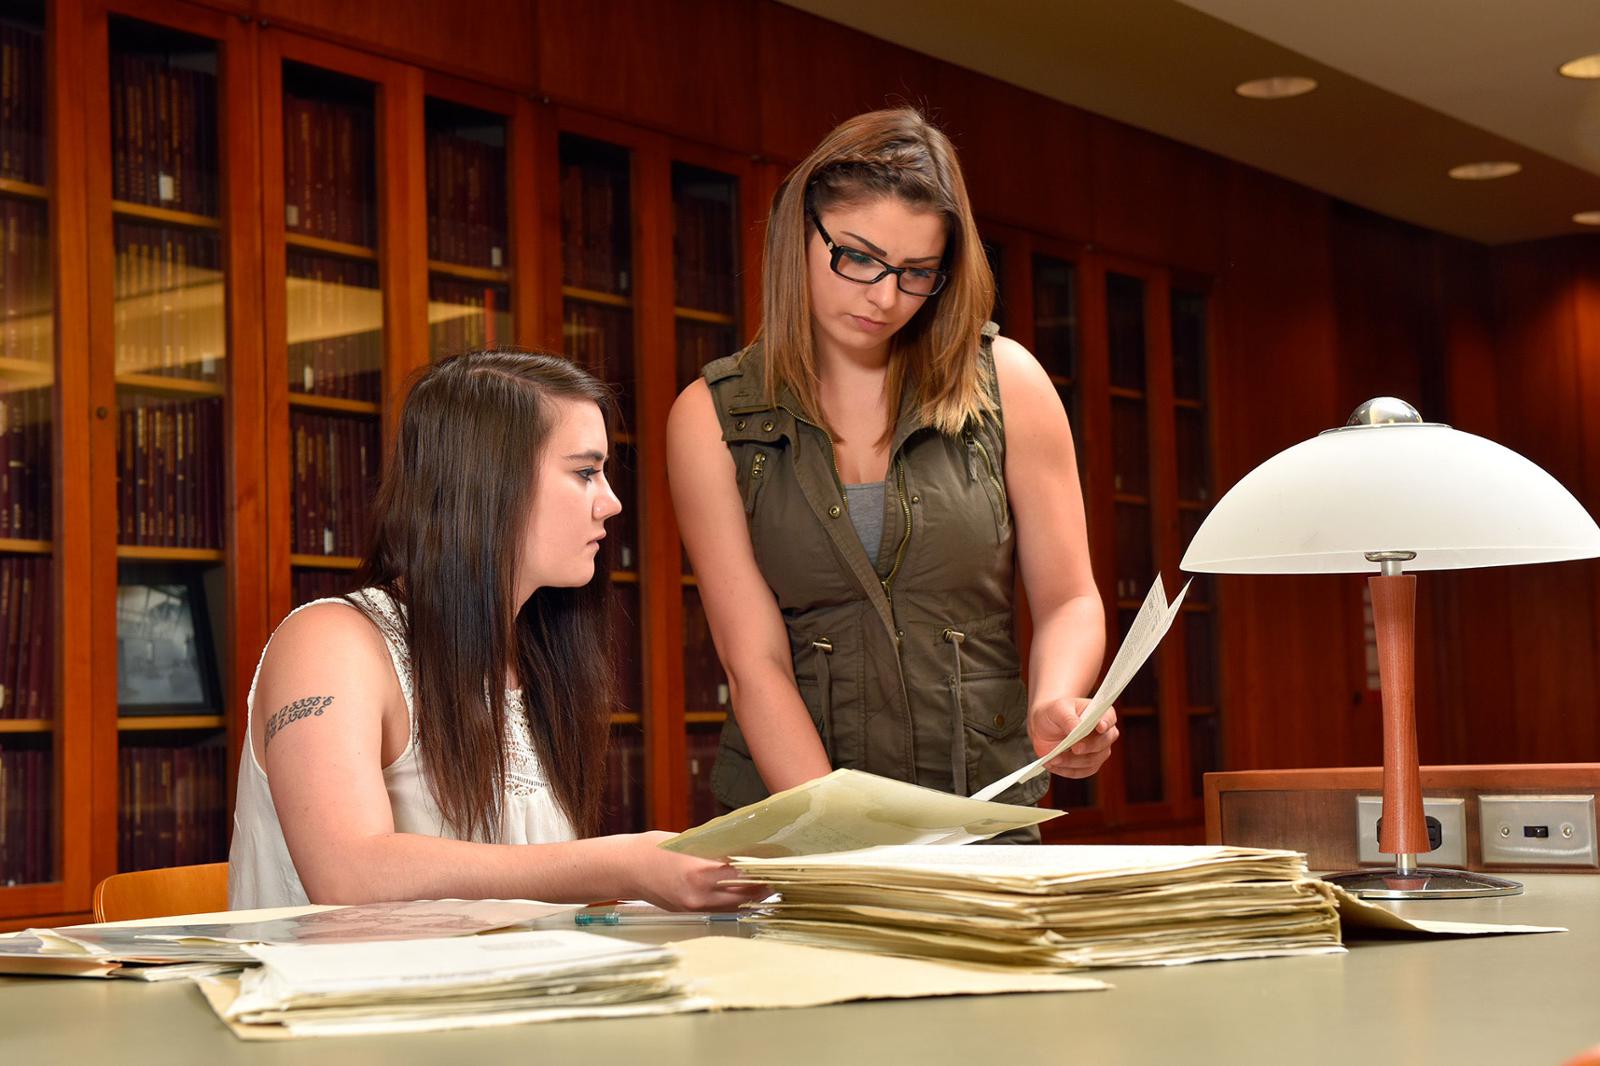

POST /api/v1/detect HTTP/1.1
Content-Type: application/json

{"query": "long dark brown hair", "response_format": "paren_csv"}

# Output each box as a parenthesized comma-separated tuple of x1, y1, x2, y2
(758, 107, 996, 442)
(358, 348, 616, 840)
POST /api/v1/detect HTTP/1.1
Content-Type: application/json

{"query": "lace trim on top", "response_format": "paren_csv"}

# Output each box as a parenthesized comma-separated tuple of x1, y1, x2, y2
(346, 589, 551, 797)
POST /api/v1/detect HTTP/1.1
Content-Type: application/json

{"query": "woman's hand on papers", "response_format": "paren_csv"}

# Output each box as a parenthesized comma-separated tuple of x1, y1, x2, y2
(609, 832, 769, 912)
(1028, 698, 1118, 779)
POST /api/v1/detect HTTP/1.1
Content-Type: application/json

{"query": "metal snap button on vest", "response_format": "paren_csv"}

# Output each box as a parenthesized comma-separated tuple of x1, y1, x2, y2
(735, 419, 747, 430)
(762, 419, 774, 432)
(828, 505, 841, 518)
(993, 713, 1006, 729)
(911, 495, 920, 504)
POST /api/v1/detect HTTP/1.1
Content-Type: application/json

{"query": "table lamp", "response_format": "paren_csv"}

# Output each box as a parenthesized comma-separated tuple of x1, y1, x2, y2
(1181, 397, 1600, 899)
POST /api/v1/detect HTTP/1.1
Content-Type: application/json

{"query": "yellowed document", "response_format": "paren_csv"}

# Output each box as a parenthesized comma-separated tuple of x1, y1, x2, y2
(660, 768, 1062, 860)
(973, 575, 1189, 802)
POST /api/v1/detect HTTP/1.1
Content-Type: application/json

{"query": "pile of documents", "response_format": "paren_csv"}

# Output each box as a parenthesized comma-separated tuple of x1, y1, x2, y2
(0, 899, 571, 979)
(204, 930, 698, 1037)
(734, 844, 1347, 969)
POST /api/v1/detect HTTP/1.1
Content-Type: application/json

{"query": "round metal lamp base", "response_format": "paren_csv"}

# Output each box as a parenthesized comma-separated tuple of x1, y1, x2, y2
(1322, 867, 1524, 900)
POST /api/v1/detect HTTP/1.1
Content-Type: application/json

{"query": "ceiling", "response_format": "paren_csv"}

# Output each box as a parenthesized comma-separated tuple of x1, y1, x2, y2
(777, 0, 1600, 245)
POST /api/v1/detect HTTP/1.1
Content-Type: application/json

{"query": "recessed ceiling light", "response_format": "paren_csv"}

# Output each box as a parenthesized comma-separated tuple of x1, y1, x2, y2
(1558, 53, 1600, 79)
(1574, 210, 1600, 226)
(1234, 76, 1317, 100)
(1448, 161, 1522, 180)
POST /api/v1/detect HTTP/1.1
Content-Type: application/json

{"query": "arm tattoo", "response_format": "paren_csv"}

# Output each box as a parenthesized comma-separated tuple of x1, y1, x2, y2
(265, 695, 335, 748)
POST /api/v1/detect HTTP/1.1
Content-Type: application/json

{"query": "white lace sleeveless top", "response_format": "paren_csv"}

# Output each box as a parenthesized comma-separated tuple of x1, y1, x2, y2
(228, 588, 576, 909)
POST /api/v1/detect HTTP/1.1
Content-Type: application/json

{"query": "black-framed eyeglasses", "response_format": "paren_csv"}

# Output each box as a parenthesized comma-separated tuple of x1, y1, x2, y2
(810, 213, 948, 297)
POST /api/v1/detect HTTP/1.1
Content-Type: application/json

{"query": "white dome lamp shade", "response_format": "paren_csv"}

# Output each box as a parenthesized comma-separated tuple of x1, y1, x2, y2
(1182, 398, 1600, 899)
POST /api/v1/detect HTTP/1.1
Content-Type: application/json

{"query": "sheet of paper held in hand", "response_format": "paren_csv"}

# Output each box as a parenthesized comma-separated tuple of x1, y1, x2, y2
(660, 770, 1062, 859)
(971, 575, 1189, 803)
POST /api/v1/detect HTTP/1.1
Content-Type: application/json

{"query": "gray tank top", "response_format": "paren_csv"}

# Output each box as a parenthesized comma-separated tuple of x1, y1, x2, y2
(846, 481, 886, 563)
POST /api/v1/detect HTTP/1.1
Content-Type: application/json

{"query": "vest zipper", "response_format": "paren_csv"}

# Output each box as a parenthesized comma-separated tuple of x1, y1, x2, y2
(881, 457, 912, 601)
(778, 403, 848, 500)
(964, 430, 1008, 530)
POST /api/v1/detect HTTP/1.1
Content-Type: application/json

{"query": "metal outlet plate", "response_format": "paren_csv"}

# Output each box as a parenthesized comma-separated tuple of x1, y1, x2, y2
(1355, 795, 1467, 867)
(1479, 795, 1598, 867)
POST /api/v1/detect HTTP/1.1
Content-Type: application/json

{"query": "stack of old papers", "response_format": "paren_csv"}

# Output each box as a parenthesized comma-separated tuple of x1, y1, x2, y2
(734, 844, 1347, 968)
(201, 930, 696, 1037)
(0, 899, 569, 979)
(198, 932, 1109, 1040)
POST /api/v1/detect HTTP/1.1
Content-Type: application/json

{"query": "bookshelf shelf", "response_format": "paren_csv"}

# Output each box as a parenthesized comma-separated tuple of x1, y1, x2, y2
(561, 285, 631, 309)
(287, 392, 381, 415)
(1175, 397, 1203, 410)
(116, 715, 226, 731)
(114, 373, 226, 398)
(1113, 492, 1151, 506)
(0, 720, 53, 734)
(610, 570, 639, 584)
(0, 538, 52, 555)
(285, 231, 379, 262)
(1110, 385, 1147, 401)
(290, 554, 363, 570)
(0, 177, 47, 201)
(1048, 373, 1073, 388)
(0, 357, 54, 384)
(115, 546, 226, 563)
(680, 573, 698, 586)
(685, 711, 727, 725)
(610, 712, 642, 726)
(428, 260, 509, 284)
(111, 200, 222, 230)
(673, 306, 735, 326)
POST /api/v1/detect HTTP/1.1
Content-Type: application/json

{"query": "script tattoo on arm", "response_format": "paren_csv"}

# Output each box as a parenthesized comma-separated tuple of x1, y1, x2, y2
(264, 695, 336, 749)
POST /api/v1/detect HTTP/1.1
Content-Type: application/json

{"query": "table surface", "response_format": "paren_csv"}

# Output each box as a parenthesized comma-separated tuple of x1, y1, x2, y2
(5, 875, 1598, 1066)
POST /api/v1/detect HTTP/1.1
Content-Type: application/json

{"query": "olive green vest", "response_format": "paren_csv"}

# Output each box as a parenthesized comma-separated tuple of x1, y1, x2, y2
(703, 323, 1049, 810)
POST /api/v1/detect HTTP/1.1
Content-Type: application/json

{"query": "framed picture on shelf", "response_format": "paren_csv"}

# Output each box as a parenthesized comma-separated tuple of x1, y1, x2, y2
(115, 571, 221, 715)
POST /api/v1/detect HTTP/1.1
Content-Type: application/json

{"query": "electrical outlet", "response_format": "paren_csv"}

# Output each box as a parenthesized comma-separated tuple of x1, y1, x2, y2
(1479, 795, 1598, 868)
(1355, 795, 1467, 867)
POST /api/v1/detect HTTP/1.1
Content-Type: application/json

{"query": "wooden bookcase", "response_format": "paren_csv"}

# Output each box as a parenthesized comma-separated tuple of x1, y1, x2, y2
(978, 224, 1220, 844)
(0, 0, 1222, 926)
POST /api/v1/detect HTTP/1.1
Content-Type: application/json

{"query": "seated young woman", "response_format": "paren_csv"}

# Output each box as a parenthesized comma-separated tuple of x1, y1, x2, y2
(228, 347, 761, 912)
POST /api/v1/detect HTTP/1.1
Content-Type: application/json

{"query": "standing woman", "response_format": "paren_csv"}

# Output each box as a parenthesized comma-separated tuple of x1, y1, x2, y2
(667, 109, 1112, 824)
(230, 348, 760, 909)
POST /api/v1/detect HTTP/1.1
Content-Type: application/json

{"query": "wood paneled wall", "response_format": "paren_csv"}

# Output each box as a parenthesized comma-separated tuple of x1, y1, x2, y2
(183, 0, 1600, 773)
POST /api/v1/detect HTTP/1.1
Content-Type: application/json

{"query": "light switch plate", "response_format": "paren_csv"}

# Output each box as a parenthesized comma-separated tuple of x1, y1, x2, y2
(1479, 795, 1598, 868)
(1355, 795, 1467, 867)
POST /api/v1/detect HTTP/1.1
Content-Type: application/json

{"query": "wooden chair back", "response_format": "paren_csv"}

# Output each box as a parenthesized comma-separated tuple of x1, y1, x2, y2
(92, 862, 229, 922)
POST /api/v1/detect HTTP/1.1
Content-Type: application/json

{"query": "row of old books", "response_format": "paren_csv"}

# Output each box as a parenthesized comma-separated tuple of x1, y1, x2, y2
(674, 317, 735, 393)
(560, 153, 630, 295)
(117, 396, 224, 549)
(682, 595, 729, 713)
(0, 744, 52, 885)
(673, 183, 737, 316)
(291, 568, 355, 610)
(283, 91, 376, 248)
(1, 197, 51, 363)
(427, 277, 505, 357)
(110, 50, 219, 217)
(117, 741, 228, 873)
(286, 250, 382, 402)
(290, 410, 380, 558)
(685, 727, 720, 829)
(0, 555, 51, 719)
(0, 387, 50, 540)
(113, 220, 224, 380)
(563, 300, 634, 415)
(0, 22, 44, 185)
(598, 727, 644, 836)
(426, 129, 507, 269)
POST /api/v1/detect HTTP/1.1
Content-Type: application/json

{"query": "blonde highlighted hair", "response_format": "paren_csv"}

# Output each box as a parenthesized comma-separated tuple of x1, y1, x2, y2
(756, 108, 996, 440)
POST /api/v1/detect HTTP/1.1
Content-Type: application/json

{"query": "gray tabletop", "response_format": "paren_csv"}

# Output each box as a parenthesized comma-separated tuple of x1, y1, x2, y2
(5, 875, 1598, 1066)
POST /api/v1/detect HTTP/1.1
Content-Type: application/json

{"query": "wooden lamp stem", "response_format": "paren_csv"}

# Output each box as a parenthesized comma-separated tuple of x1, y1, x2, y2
(1370, 572, 1427, 856)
